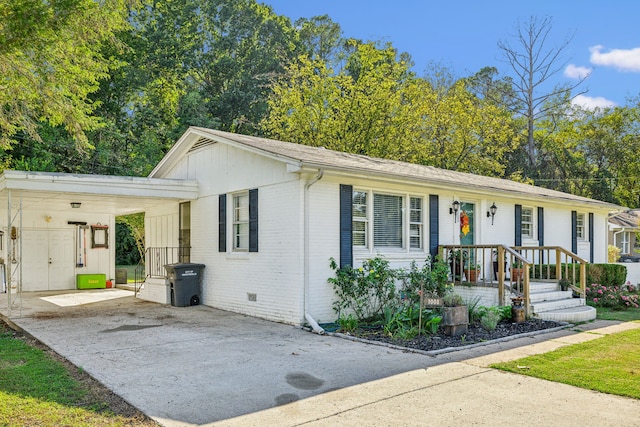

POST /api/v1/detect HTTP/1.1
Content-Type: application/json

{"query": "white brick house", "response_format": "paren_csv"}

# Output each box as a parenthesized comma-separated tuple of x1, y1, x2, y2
(138, 127, 621, 325)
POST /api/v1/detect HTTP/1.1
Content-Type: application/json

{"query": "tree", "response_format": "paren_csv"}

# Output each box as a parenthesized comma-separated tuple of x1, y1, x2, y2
(0, 0, 134, 149)
(262, 41, 421, 159)
(295, 15, 344, 66)
(498, 16, 587, 172)
(263, 43, 517, 176)
(418, 67, 518, 176)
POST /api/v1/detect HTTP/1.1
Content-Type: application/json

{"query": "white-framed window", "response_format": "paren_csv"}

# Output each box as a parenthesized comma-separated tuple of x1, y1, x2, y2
(521, 207, 534, 239)
(409, 197, 423, 249)
(619, 231, 631, 254)
(576, 213, 586, 240)
(352, 191, 368, 247)
(233, 192, 249, 251)
(374, 193, 403, 248)
(352, 190, 424, 251)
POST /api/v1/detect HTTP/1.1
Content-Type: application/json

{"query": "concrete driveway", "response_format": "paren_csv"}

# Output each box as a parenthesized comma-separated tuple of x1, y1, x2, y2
(2, 289, 639, 426)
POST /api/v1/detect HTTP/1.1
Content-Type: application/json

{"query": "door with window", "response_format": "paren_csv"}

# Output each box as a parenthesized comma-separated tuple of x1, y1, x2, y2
(22, 229, 75, 291)
(459, 202, 475, 246)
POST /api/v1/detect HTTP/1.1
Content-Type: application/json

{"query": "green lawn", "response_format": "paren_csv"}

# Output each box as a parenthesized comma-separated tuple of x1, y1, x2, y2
(595, 306, 640, 321)
(492, 327, 640, 399)
(0, 322, 156, 426)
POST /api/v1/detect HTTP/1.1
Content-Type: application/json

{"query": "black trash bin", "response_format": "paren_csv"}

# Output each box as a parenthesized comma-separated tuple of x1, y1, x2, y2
(164, 263, 205, 307)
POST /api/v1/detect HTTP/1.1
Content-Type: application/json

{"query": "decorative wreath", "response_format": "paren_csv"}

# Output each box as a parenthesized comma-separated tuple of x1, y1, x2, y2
(460, 211, 470, 236)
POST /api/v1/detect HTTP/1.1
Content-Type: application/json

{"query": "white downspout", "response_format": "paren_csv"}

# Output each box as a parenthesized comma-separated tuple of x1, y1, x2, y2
(304, 169, 325, 334)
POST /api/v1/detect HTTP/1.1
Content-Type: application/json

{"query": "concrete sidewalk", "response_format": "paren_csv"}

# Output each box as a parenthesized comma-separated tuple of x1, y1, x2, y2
(2, 290, 639, 426)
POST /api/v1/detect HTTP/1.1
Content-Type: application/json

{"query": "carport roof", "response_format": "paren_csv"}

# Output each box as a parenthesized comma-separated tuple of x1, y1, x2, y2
(0, 170, 198, 215)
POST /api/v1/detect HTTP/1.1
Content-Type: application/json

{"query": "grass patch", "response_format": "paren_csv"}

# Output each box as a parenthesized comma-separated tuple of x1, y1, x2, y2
(492, 328, 640, 399)
(0, 322, 156, 426)
(596, 306, 640, 321)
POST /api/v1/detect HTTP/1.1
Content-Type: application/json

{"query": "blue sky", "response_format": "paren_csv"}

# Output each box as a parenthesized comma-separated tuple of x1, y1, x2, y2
(263, 0, 640, 109)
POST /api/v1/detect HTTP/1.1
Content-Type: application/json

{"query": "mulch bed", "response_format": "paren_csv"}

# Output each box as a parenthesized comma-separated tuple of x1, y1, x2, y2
(339, 319, 564, 353)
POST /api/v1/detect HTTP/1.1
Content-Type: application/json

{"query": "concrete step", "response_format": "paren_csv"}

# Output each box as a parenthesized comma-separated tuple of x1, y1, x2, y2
(530, 290, 573, 303)
(535, 305, 597, 323)
(531, 297, 584, 313)
(529, 281, 562, 292)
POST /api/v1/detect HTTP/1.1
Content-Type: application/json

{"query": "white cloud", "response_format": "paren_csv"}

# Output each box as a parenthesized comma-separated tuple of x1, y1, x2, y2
(564, 64, 592, 79)
(571, 94, 616, 110)
(590, 45, 640, 72)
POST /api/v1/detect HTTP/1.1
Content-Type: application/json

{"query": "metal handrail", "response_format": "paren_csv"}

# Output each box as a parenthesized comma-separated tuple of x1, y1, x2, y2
(134, 247, 191, 296)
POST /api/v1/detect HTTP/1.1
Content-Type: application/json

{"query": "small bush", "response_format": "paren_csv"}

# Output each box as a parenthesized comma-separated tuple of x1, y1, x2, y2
(586, 283, 639, 310)
(328, 257, 397, 321)
(608, 245, 621, 263)
(531, 263, 627, 289)
(338, 314, 359, 332)
(480, 310, 501, 331)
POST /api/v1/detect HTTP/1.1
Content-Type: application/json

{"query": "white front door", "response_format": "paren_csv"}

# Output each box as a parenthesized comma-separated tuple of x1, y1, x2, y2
(22, 229, 76, 291)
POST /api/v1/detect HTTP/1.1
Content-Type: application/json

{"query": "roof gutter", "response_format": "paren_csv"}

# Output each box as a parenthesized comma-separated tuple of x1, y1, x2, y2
(304, 169, 325, 334)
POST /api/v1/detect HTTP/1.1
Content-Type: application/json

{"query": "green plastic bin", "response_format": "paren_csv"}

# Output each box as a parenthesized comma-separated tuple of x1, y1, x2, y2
(76, 274, 107, 289)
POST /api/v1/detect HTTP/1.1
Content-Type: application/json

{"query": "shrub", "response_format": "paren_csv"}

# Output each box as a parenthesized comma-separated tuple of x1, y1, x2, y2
(587, 264, 627, 289)
(328, 257, 397, 321)
(480, 310, 501, 331)
(531, 263, 627, 288)
(400, 256, 450, 302)
(337, 314, 359, 332)
(586, 283, 639, 310)
(381, 303, 442, 337)
(608, 245, 621, 263)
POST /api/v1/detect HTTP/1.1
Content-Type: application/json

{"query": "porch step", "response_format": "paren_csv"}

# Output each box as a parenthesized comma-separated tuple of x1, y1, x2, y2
(529, 281, 562, 292)
(530, 289, 573, 303)
(531, 297, 583, 313)
(535, 305, 597, 323)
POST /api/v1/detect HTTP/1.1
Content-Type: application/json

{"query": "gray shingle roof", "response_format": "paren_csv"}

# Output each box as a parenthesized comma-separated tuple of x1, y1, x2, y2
(609, 210, 640, 228)
(192, 127, 621, 210)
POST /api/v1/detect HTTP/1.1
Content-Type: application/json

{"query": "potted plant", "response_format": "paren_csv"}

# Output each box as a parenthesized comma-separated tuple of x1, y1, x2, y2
(466, 263, 481, 282)
(492, 249, 507, 281)
(442, 293, 468, 336)
(511, 260, 524, 282)
(559, 277, 571, 292)
(448, 250, 468, 281)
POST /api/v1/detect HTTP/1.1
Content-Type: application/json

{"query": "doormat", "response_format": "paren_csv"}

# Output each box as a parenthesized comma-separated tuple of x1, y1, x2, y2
(40, 289, 134, 307)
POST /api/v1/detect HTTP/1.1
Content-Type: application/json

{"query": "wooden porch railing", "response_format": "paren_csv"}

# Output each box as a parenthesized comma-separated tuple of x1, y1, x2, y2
(512, 246, 587, 298)
(439, 244, 587, 316)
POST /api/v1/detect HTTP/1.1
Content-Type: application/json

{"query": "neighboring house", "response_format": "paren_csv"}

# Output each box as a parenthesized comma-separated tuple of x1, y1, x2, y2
(138, 127, 620, 325)
(608, 209, 640, 262)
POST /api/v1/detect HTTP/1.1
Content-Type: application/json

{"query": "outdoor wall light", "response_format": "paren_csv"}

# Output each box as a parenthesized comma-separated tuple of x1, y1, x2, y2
(70, 202, 81, 208)
(487, 202, 498, 225)
(450, 200, 460, 222)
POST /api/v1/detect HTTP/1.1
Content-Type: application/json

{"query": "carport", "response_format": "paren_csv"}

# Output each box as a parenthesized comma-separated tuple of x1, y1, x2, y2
(0, 170, 198, 315)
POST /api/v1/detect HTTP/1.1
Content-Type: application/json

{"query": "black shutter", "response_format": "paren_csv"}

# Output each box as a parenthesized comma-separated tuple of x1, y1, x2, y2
(589, 212, 594, 262)
(571, 210, 578, 254)
(249, 189, 259, 252)
(218, 194, 226, 252)
(339, 184, 353, 268)
(514, 204, 522, 246)
(537, 207, 544, 246)
(429, 195, 439, 258)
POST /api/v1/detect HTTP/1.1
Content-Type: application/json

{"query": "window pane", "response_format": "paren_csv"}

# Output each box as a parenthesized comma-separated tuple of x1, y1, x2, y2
(577, 214, 585, 239)
(353, 191, 367, 218)
(234, 223, 249, 249)
(374, 194, 403, 247)
(352, 191, 368, 247)
(410, 197, 422, 249)
(521, 208, 533, 238)
(233, 193, 249, 250)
